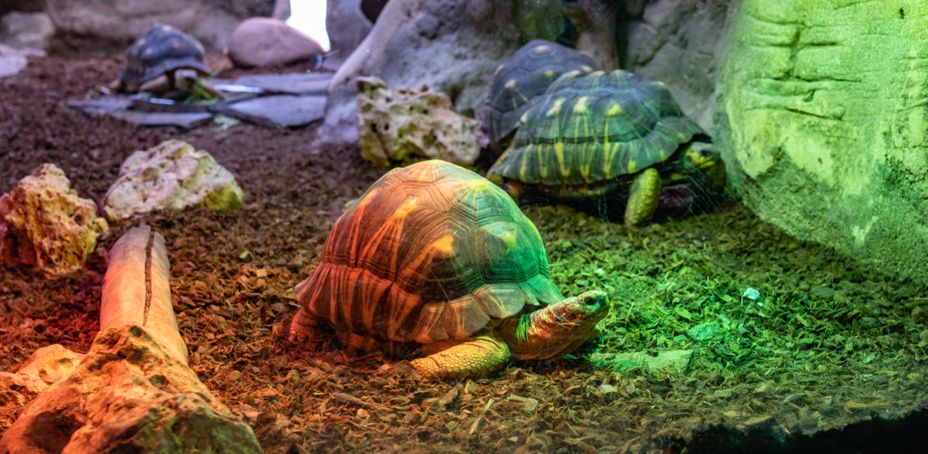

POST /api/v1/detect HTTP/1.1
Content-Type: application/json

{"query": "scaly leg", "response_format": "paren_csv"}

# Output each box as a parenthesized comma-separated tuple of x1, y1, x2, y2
(624, 167, 662, 226)
(408, 336, 511, 380)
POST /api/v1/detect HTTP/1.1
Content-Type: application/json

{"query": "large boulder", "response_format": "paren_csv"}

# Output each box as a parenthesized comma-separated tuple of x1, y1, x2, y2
(228, 17, 323, 68)
(0, 11, 54, 51)
(0, 164, 109, 276)
(44, 0, 276, 50)
(102, 140, 245, 221)
(325, 0, 372, 69)
(315, 0, 563, 149)
(357, 76, 482, 167)
(720, 0, 928, 283)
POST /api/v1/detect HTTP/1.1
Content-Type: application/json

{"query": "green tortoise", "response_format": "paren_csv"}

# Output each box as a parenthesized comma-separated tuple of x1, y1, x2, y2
(481, 39, 600, 149)
(487, 69, 726, 226)
(289, 160, 609, 380)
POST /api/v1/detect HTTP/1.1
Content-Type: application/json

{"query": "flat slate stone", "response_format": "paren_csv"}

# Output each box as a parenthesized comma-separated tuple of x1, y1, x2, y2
(68, 97, 213, 129)
(214, 72, 333, 95)
(213, 94, 325, 128)
(0, 44, 28, 78)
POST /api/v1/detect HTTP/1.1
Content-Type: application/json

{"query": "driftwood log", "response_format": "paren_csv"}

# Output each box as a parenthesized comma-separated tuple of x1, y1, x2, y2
(0, 225, 261, 453)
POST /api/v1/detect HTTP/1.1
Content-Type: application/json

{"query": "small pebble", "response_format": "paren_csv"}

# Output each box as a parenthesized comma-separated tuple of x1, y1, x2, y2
(742, 287, 761, 302)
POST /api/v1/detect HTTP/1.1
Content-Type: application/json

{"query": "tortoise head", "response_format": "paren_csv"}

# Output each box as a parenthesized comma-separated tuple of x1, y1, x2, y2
(670, 142, 726, 189)
(500, 290, 609, 361)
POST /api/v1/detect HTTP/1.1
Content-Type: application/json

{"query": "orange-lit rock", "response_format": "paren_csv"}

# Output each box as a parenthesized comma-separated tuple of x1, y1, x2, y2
(0, 164, 108, 276)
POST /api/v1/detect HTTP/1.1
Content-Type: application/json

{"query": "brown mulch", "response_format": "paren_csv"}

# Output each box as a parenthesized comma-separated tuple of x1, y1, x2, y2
(2, 54, 927, 453)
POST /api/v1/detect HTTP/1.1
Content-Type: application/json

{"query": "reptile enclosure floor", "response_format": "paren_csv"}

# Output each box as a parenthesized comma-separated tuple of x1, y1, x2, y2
(1, 54, 927, 453)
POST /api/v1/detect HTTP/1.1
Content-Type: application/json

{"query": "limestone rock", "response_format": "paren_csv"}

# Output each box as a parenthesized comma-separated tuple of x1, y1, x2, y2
(0, 326, 262, 453)
(720, 0, 928, 284)
(0, 12, 54, 51)
(357, 76, 481, 168)
(325, 0, 372, 69)
(44, 0, 276, 50)
(102, 140, 245, 221)
(16, 344, 85, 387)
(228, 17, 323, 68)
(0, 164, 109, 276)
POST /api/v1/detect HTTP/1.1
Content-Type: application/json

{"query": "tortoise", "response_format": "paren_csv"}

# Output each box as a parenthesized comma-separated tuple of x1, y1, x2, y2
(481, 39, 600, 149)
(289, 160, 609, 380)
(487, 69, 726, 226)
(112, 24, 219, 97)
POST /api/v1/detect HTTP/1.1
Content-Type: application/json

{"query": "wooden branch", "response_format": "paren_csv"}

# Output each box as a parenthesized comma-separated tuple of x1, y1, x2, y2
(100, 224, 188, 365)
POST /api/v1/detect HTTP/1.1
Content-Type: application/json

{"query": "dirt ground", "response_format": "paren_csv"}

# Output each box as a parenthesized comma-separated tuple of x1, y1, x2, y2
(2, 55, 927, 453)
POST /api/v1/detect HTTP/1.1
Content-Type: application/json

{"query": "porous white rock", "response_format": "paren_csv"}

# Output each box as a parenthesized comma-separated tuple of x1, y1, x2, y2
(102, 140, 245, 220)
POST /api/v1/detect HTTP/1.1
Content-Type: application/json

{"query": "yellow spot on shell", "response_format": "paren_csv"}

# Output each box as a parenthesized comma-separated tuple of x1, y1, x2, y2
(580, 65, 593, 73)
(555, 142, 568, 178)
(627, 160, 637, 173)
(607, 103, 624, 116)
(573, 96, 589, 114)
(547, 98, 565, 117)
(504, 79, 517, 89)
(533, 44, 551, 53)
(432, 235, 455, 255)
(589, 70, 605, 78)
(544, 70, 555, 78)
(394, 199, 418, 218)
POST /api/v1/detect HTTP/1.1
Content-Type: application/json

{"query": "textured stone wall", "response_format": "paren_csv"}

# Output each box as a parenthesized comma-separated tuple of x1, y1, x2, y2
(720, 0, 928, 283)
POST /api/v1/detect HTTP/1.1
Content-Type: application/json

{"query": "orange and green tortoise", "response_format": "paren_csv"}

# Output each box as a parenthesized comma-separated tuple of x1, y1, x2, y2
(289, 160, 609, 380)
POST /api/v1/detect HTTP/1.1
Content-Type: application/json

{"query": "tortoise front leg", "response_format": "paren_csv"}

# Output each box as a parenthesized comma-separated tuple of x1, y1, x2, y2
(624, 167, 662, 226)
(409, 336, 511, 380)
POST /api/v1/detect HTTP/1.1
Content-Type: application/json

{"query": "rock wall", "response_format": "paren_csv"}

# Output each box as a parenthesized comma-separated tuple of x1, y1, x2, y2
(720, 0, 928, 283)
(624, 0, 740, 129)
(44, 0, 277, 50)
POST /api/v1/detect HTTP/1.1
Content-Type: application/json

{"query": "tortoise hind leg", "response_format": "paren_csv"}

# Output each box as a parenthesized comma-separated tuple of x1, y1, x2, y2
(624, 167, 662, 227)
(288, 307, 325, 343)
(408, 336, 511, 380)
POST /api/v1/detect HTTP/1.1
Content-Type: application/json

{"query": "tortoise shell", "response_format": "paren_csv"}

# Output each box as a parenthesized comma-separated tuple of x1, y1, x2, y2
(295, 160, 563, 344)
(118, 24, 211, 91)
(482, 40, 600, 146)
(489, 70, 704, 186)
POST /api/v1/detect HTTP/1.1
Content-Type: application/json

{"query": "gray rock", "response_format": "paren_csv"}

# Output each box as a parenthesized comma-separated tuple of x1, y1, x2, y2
(0, 11, 54, 51)
(228, 17, 323, 68)
(325, 0, 372, 69)
(102, 140, 245, 220)
(315, 0, 533, 149)
(624, 0, 740, 129)
(44, 0, 276, 50)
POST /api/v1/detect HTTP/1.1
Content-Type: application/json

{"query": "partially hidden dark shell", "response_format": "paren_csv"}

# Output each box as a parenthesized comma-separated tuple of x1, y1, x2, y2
(118, 24, 210, 90)
(295, 160, 563, 344)
(482, 40, 600, 146)
(490, 70, 704, 186)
